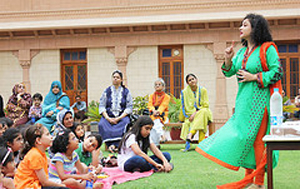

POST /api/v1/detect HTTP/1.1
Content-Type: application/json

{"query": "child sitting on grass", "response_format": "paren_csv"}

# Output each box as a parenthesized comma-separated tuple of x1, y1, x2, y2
(14, 124, 68, 189)
(74, 133, 103, 169)
(118, 116, 173, 173)
(71, 123, 85, 142)
(0, 128, 23, 167)
(0, 147, 15, 189)
(49, 129, 101, 189)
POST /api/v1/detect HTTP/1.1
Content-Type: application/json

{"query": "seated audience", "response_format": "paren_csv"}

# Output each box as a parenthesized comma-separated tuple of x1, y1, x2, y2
(14, 124, 67, 189)
(98, 70, 133, 152)
(0, 128, 23, 167)
(118, 116, 173, 173)
(0, 147, 15, 189)
(36, 81, 70, 132)
(6, 83, 32, 127)
(180, 74, 212, 152)
(148, 78, 170, 148)
(28, 93, 43, 124)
(71, 122, 85, 142)
(71, 95, 87, 121)
(0, 117, 14, 128)
(74, 133, 103, 168)
(52, 109, 75, 136)
(49, 129, 98, 188)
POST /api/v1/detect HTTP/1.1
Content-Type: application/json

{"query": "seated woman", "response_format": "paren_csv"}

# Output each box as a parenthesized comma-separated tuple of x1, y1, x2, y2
(118, 116, 173, 173)
(148, 78, 170, 147)
(36, 81, 70, 132)
(98, 70, 133, 152)
(180, 73, 212, 152)
(52, 109, 75, 136)
(6, 83, 32, 127)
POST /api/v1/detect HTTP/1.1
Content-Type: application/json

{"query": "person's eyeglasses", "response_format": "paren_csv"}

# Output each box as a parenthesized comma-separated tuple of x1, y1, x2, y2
(1, 148, 12, 165)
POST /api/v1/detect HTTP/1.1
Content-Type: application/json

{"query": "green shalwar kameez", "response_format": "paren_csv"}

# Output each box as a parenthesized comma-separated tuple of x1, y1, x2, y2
(196, 45, 282, 170)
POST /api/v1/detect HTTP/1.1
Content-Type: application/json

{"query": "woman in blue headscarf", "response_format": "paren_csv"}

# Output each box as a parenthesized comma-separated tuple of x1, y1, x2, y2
(36, 81, 70, 131)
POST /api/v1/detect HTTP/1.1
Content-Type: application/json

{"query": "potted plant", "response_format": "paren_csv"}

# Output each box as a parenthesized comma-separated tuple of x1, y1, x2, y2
(283, 104, 299, 121)
(132, 95, 149, 115)
(168, 95, 183, 140)
(82, 101, 102, 132)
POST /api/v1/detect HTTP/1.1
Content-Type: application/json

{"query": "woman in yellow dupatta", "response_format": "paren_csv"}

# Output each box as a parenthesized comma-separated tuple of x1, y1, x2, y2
(148, 78, 170, 148)
(180, 74, 212, 151)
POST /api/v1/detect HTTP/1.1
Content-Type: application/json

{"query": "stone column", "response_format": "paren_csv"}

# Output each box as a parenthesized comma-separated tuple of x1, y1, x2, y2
(108, 45, 136, 86)
(213, 42, 229, 130)
(13, 50, 39, 92)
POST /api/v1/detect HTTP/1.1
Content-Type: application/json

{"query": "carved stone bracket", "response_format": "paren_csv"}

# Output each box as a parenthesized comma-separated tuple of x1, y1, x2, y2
(12, 49, 40, 92)
(116, 57, 128, 65)
(12, 49, 40, 68)
(214, 54, 225, 62)
(19, 60, 31, 68)
(204, 43, 213, 53)
(108, 46, 137, 86)
(30, 50, 40, 60)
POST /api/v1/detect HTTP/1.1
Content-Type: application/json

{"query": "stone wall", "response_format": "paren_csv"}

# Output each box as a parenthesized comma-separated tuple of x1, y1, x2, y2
(88, 48, 117, 102)
(0, 52, 22, 102)
(30, 50, 60, 98)
(127, 46, 158, 98)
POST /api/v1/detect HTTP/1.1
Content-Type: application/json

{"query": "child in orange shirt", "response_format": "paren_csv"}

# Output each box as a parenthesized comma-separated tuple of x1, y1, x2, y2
(14, 124, 68, 189)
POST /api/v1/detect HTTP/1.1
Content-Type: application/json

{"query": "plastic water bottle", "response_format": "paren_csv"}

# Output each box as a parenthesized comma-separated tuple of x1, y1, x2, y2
(85, 169, 94, 189)
(270, 88, 283, 135)
(31, 117, 36, 124)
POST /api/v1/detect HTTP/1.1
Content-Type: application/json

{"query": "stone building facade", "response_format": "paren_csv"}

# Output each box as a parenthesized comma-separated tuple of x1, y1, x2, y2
(0, 0, 299, 129)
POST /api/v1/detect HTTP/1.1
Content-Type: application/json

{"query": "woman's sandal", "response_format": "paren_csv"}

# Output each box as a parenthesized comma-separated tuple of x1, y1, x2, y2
(180, 142, 191, 152)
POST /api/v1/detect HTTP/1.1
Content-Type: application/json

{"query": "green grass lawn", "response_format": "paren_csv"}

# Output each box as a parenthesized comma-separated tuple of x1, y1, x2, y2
(101, 144, 300, 189)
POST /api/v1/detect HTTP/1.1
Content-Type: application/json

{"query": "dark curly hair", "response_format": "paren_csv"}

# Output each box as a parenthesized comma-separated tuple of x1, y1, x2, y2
(118, 116, 154, 154)
(241, 13, 273, 47)
(50, 129, 72, 154)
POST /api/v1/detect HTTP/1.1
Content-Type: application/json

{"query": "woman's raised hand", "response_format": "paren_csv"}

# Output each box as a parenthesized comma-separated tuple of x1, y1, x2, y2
(224, 41, 235, 65)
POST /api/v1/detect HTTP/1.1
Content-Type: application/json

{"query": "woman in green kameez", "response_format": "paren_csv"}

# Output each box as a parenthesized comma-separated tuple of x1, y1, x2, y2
(196, 14, 282, 189)
(180, 73, 212, 152)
